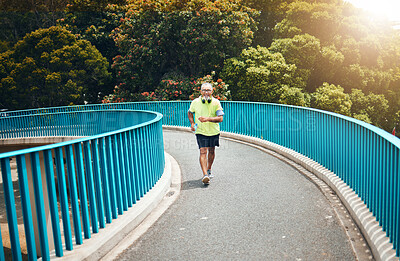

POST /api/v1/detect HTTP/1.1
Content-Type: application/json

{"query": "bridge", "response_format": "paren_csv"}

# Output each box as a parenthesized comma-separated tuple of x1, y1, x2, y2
(0, 101, 399, 260)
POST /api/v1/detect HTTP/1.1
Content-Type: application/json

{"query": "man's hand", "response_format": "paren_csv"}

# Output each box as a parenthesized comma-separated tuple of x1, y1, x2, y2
(198, 116, 209, 122)
(190, 123, 196, 131)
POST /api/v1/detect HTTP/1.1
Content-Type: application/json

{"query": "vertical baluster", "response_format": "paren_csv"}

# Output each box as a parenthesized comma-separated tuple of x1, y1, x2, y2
(16, 155, 37, 259)
(1, 157, 22, 261)
(383, 142, 389, 233)
(74, 143, 91, 239)
(142, 127, 150, 193)
(99, 138, 112, 223)
(127, 131, 138, 204)
(122, 132, 133, 207)
(361, 126, 365, 197)
(54, 147, 73, 250)
(387, 144, 396, 240)
(377, 137, 382, 222)
(117, 133, 128, 211)
(30, 152, 50, 260)
(43, 150, 63, 257)
(112, 134, 124, 215)
(396, 147, 400, 257)
(135, 129, 145, 198)
(106, 136, 118, 219)
(159, 120, 165, 175)
(65, 145, 83, 245)
(365, 130, 370, 208)
(83, 141, 99, 233)
(0, 222, 4, 261)
(146, 126, 155, 188)
(91, 139, 106, 228)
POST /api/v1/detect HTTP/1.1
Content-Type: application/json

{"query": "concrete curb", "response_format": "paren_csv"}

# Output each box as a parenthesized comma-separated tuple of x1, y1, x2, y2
(51, 152, 178, 260)
(163, 126, 398, 261)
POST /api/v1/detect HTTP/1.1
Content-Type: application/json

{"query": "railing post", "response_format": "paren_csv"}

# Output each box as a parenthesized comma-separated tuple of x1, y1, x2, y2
(74, 143, 91, 239)
(112, 135, 124, 215)
(83, 141, 99, 233)
(30, 152, 50, 260)
(16, 154, 37, 260)
(99, 137, 112, 223)
(65, 145, 83, 245)
(1, 157, 22, 261)
(43, 150, 63, 257)
(91, 139, 106, 228)
(117, 133, 129, 211)
(54, 147, 73, 251)
(106, 136, 118, 219)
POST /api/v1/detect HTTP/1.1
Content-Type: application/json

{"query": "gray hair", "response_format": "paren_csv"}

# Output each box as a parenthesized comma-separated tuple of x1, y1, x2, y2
(201, 83, 212, 90)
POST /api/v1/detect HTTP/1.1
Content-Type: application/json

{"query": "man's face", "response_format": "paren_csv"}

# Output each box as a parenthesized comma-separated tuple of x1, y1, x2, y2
(201, 86, 213, 98)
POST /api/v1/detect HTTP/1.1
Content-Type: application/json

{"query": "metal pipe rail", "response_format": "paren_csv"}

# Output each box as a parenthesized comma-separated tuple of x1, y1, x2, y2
(0, 110, 165, 260)
(2, 101, 400, 258)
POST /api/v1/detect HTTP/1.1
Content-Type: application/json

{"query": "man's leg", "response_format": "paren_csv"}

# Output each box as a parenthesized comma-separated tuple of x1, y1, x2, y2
(199, 147, 208, 176)
(207, 147, 215, 171)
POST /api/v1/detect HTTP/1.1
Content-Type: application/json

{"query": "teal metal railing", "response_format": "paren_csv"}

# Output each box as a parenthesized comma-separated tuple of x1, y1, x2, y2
(1, 101, 399, 258)
(0, 109, 165, 260)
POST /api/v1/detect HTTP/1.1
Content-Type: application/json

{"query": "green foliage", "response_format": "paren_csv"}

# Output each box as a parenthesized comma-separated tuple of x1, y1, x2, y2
(269, 34, 321, 90)
(349, 89, 389, 127)
(0, 26, 111, 109)
(111, 0, 258, 94)
(221, 45, 308, 106)
(278, 85, 310, 107)
(58, 1, 127, 65)
(0, 0, 66, 45)
(274, 1, 340, 42)
(311, 82, 351, 116)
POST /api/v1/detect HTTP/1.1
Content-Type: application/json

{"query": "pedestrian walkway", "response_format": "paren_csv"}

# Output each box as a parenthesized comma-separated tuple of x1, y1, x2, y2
(116, 130, 357, 260)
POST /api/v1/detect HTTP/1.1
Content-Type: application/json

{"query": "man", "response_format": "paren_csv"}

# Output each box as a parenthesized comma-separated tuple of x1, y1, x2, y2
(188, 82, 224, 184)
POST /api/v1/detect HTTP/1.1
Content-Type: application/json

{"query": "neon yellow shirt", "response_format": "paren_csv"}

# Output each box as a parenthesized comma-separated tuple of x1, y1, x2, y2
(189, 96, 224, 136)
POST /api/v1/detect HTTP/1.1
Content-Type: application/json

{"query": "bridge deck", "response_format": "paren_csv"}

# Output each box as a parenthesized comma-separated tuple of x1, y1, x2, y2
(116, 130, 362, 260)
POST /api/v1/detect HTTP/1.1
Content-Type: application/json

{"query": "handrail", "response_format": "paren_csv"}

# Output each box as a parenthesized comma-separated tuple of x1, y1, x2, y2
(1, 101, 399, 258)
(0, 109, 165, 260)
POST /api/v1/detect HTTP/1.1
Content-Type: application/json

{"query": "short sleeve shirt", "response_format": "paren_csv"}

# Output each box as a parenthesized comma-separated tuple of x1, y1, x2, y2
(189, 97, 224, 136)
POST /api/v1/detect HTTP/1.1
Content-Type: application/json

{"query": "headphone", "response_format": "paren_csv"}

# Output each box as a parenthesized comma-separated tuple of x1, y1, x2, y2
(201, 96, 212, 104)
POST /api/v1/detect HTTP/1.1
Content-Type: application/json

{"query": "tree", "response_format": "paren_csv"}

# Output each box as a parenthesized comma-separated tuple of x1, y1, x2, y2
(350, 89, 389, 128)
(0, 26, 111, 110)
(269, 33, 322, 91)
(0, 0, 67, 45)
(58, 0, 127, 65)
(311, 82, 351, 116)
(221, 45, 307, 105)
(111, 0, 258, 95)
(273, 1, 341, 43)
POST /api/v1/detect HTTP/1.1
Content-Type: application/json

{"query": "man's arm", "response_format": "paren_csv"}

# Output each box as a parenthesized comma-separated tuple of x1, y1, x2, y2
(198, 115, 223, 123)
(188, 111, 196, 131)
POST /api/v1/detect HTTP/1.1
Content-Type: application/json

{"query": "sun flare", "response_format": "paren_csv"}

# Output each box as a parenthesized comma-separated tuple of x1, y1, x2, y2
(346, 0, 400, 22)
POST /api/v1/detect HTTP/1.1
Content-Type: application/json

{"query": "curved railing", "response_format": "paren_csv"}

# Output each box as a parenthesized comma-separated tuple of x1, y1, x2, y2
(0, 110, 165, 260)
(2, 101, 399, 258)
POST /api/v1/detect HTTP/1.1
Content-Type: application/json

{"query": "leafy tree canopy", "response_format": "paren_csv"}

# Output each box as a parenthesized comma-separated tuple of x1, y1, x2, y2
(0, 26, 111, 110)
(221, 45, 308, 106)
(111, 0, 258, 94)
(311, 82, 351, 116)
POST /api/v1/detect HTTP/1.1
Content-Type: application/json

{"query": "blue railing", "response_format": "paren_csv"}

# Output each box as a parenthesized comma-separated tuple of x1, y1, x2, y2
(1, 101, 399, 258)
(0, 109, 165, 260)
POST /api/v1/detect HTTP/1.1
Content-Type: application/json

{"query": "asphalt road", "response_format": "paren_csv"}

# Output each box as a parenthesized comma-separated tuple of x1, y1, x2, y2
(117, 130, 356, 261)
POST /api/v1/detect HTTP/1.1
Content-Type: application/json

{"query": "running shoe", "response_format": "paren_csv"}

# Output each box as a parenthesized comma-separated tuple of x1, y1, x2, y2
(202, 175, 210, 184)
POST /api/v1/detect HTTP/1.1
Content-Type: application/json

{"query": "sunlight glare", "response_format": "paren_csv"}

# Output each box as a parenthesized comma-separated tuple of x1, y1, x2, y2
(346, 0, 400, 22)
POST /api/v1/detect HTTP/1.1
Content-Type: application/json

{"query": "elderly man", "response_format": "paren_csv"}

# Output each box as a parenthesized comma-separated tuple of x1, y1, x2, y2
(188, 83, 224, 184)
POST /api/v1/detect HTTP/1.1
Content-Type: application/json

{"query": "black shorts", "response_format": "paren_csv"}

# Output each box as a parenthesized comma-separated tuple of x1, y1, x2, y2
(196, 134, 220, 149)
